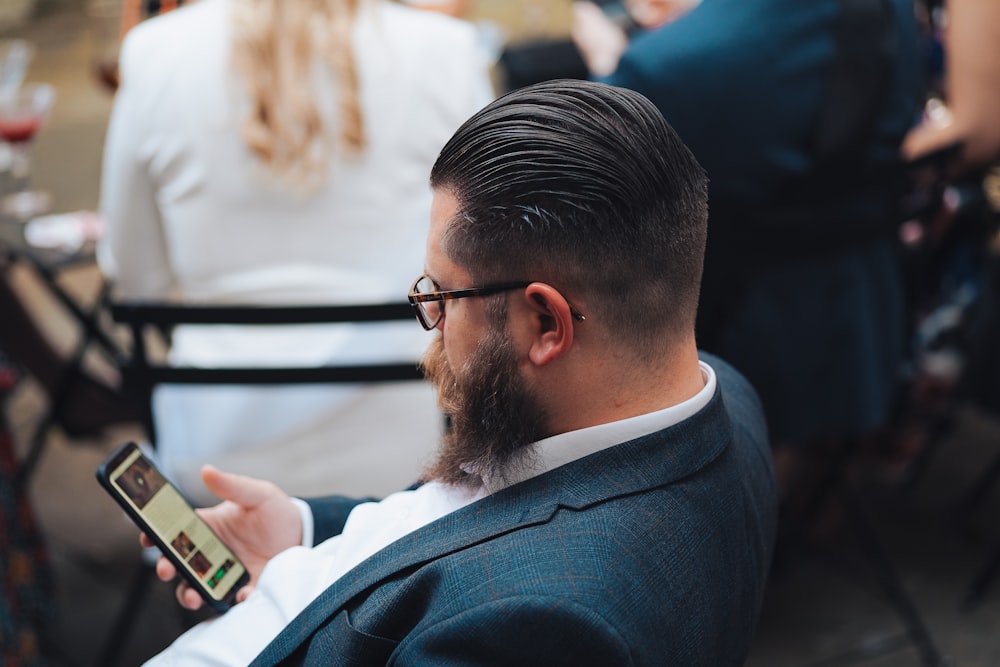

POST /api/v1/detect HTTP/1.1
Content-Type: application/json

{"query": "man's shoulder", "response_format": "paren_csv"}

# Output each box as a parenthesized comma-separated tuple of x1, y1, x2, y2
(700, 351, 761, 404)
(699, 350, 770, 449)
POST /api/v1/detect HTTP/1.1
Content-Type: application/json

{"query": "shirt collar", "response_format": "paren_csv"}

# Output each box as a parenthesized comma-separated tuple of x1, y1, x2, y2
(480, 361, 717, 493)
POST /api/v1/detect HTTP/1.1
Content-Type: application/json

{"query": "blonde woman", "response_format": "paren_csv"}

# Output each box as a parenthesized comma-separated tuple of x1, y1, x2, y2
(98, 0, 494, 505)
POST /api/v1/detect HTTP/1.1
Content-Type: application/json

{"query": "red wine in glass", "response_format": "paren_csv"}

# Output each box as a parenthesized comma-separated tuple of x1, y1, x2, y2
(0, 82, 56, 219)
(0, 112, 42, 144)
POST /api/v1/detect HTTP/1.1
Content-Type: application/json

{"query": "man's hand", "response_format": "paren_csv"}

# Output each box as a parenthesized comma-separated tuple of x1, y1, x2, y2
(140, 465, 303, 610)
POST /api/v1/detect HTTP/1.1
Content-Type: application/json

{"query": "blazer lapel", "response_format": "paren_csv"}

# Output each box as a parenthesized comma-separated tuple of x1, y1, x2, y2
(254, 382, 734, 665)
(253, 481, 561, 665)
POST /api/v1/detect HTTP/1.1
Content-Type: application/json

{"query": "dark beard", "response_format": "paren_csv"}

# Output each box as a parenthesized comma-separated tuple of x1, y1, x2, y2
(419, 331, 548, 489)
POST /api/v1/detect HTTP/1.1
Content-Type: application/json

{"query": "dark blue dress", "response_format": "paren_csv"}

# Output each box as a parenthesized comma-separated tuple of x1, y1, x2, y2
(603, 0, 923, 442)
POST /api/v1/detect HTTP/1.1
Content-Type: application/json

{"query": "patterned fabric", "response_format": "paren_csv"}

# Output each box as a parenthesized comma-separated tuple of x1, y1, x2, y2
(0, 349, 55, 666)
(254, 356, 777, 666)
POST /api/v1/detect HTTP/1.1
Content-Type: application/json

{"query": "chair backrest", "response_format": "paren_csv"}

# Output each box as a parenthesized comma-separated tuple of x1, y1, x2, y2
(109, 301, 426, 446)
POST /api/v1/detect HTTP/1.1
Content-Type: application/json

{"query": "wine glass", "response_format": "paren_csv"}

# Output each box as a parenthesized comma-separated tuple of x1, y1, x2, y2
(0, 39, 34, 93)
(0, 82, 56, 220)
(0, 39, 35, 192)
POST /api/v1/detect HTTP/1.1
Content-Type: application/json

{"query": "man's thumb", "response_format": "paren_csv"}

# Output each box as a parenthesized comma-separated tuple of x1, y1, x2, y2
(200, 465, 272, 508)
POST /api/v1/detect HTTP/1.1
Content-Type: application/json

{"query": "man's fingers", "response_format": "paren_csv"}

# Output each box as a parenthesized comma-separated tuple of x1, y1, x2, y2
(155, 556, 177, 582)
(176, 584, 204, 611)
(200, 465, 275, 508)
(235, 584, 255, 604)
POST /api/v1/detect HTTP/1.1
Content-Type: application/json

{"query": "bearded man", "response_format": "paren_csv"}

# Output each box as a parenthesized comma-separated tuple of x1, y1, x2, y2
(141, 79, 777, 666)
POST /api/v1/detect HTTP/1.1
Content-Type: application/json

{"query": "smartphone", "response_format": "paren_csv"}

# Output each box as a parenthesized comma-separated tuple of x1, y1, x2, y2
(96, 441, 250, 612)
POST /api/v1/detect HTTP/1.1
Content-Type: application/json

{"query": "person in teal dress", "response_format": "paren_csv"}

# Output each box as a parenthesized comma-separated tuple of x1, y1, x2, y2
(575, 0, 923, 481)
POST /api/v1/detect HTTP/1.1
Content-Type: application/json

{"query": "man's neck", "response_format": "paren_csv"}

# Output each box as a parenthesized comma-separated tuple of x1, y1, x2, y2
(541, 338, 704, 437)
(476, 349, 715, 494)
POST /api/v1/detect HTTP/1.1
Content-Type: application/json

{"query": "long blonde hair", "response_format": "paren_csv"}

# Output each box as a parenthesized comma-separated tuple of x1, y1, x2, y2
(230, 0, 364, 190)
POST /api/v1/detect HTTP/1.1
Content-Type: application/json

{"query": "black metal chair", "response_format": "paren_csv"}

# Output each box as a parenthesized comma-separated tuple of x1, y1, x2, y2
(109, 301, 425, 445)
(777, 435, 949, 667)
(953, 224, 1000, 612)
(889, 151, 1000, 613)
(95, 299, 428, 667)
(0, 218, 127, 489)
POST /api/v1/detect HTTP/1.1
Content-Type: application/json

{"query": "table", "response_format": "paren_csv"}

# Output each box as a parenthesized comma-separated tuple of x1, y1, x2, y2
(0, 212, 122, 487)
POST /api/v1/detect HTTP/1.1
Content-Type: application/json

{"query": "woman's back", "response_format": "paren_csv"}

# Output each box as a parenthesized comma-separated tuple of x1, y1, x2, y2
(101, 0, 490, 304)
(98, 0, 494, 503)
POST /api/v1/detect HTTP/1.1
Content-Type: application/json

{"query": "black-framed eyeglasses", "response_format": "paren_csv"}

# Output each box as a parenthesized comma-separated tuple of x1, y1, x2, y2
(407, 274, 585, 331)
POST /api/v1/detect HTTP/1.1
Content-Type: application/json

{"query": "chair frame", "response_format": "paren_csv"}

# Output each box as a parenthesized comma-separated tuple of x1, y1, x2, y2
(97, 299, 427, 667)
(109, 301, 426, 447)
(2, 232, 126, 489)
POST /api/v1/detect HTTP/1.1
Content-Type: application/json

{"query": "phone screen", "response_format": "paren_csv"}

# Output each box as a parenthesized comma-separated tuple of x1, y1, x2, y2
(98, 443, 248, 607)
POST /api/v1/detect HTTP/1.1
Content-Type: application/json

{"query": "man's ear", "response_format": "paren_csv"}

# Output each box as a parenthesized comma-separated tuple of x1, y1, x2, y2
(521, 283, 577, 366)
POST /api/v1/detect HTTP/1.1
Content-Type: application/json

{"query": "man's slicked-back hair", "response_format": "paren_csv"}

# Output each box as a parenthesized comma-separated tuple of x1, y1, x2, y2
(430, 79, 708, 354)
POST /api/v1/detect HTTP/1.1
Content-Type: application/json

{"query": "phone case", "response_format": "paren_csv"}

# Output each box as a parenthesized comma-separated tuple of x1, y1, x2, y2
(96, 441, 249, 612)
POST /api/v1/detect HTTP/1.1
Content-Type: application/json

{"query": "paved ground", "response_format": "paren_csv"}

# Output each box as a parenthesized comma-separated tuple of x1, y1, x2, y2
(5, 3, 1000, 666)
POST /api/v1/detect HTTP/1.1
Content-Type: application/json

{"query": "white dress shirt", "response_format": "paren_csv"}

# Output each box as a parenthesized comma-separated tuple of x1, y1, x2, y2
(145, 362, 716, 666)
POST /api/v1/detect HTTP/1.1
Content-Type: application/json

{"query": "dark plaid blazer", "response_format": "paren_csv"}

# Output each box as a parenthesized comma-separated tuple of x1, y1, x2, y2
(252, 354, 777, 666)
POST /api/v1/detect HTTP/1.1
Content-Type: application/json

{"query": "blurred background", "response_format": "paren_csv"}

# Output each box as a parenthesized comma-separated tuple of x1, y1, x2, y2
(2, 1, 1000, 665)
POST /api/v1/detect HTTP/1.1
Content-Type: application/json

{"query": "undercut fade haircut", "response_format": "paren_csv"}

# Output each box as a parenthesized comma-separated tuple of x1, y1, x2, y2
(429, 79, 708, 355)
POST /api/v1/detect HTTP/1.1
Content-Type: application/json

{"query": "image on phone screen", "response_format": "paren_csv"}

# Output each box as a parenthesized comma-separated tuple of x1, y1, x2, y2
(97, 442, 248, 608)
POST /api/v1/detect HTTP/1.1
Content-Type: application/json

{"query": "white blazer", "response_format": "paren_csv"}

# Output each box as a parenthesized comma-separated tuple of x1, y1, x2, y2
(98, 0, 494, 504)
